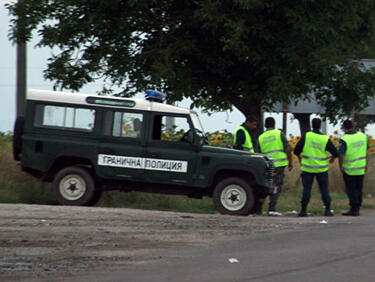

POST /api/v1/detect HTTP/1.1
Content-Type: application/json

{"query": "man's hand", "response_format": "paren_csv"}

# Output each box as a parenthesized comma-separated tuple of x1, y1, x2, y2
(297, 155, 302, 164)
(329, 157, 335, 164)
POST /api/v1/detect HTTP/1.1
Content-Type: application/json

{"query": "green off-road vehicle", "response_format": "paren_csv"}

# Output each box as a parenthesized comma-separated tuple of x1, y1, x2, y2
(13, 89, 275, 215)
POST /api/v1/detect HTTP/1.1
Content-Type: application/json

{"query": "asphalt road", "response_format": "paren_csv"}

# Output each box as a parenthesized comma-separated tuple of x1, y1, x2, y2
(68, 213, 375, 282)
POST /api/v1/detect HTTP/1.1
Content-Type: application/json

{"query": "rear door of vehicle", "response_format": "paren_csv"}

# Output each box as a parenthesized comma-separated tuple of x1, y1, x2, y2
(97, 109, 145, 181)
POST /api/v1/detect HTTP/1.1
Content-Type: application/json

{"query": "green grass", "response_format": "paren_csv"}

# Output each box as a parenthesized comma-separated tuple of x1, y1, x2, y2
(1, 136, 375, 215)
(265, 189, 354, 215)
(265, 159, 375, 215)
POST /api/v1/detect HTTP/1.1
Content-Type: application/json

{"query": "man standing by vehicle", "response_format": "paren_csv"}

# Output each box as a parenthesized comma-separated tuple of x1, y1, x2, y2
(294, 118, 338, 217)
(339, 119, 370, 216)
(258, 117, 293, 215)
(233, 116, 257, 152)
(233, 116, 262, 214)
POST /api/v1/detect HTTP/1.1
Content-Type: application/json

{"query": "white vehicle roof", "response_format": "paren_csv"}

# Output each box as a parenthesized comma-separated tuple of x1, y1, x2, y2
(27, 89, 191, 115)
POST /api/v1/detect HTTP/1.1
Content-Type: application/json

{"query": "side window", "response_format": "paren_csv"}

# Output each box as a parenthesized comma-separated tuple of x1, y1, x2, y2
(112, 112, 143, 138)
(34, 104, 95, 131)
(152, 115, 192, 142)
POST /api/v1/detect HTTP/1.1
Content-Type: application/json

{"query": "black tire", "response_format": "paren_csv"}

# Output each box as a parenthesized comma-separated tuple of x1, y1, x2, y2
(53, 166, 96, 206)
(213, 177, 255, 216)
(88, 190, 103, 206)
(13, 116, 25, 161)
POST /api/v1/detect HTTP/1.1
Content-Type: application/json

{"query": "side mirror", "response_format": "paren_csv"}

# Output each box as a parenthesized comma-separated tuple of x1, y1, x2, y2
(193, 132, 203, 151)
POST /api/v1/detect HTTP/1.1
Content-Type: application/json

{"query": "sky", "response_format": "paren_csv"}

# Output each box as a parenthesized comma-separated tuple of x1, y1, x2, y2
(0, 1, 367, 137)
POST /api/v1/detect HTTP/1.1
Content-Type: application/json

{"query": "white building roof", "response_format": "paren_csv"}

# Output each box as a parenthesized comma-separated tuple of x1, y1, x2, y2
(27, 89, 191, 115)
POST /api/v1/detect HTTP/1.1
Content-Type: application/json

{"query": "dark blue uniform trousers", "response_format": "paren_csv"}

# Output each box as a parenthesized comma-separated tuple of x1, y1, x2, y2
(301, 171, 331, 208)
(342, 173, 364, 210)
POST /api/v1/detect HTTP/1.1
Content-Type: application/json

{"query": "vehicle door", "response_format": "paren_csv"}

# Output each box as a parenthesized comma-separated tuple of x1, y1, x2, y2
(98, 110, 145, 181)
(144, 113, 198, 185)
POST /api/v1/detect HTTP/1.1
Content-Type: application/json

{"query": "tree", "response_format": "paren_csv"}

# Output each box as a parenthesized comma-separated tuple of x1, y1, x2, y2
(7, 0, 375, 138)
(293, 113, 311, 135)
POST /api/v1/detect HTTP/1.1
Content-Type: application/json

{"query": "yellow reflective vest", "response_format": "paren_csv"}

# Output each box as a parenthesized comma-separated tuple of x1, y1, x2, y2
(301, 132, 329, 173)
(234, 126, 254, 152)
(258, 129, 288, 167)
(341, 132, 367, 176)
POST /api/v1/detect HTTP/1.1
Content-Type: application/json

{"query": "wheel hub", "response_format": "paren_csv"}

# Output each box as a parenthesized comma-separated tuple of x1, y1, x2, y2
(228, 192, 239, 203)
(68, 182, 78, 192)
(59, 174, 86, 201)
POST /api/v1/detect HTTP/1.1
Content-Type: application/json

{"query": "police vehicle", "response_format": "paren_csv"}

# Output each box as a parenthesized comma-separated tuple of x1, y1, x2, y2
(13, 89, 275, 215)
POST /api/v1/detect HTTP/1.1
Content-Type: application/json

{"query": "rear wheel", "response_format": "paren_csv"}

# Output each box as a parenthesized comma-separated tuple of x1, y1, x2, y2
(213, 177, 254, 216)
(53, 166, 95, 206)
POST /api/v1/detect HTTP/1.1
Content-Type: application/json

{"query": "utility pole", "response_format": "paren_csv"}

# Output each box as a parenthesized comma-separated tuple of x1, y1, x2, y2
(321, 118, 327, 134)
(282, 102, 288, 135)
(16, 0, 26, 118)
(16, 41, 26, 117)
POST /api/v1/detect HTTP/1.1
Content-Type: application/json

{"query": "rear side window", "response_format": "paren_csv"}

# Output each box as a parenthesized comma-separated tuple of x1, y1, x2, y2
(34, 104, 95, 132)
(112, 112, 143, 138)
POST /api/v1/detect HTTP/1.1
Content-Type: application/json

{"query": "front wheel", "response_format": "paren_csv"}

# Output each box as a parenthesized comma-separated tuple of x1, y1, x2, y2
(53, 166, 96, 206)
(213, 177, 254, 216)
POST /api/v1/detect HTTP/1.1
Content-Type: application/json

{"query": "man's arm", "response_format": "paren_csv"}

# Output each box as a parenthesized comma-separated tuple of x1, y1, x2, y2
(286, 151, 293, 170)
(339, 154, 345, 173)
(233, 129, 246, 150)
(326, 139, 338, 163)
(293, 134, 305, 163)
(338, 139, 346, 172)
(281, 132, 293, 170)
(366, 136, 370, 172)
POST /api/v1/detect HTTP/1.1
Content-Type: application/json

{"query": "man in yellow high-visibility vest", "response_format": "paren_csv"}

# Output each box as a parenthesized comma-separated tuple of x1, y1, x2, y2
(294, 118, 338, 217)
(233, 116, 257, 152)
(339, 119, 370, 216)
(258, 117, 293, 215)
(233, 116, 262, 213)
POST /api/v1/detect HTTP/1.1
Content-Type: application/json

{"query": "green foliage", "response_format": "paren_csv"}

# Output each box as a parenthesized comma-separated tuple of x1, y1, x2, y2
(0, 132, 12, 143)
(7, 0, 375, 125)
(161, 125, 235, 147)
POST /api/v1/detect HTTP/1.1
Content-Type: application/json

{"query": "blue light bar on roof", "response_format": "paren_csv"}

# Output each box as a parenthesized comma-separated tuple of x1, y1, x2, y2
(145, 90, 167, 101)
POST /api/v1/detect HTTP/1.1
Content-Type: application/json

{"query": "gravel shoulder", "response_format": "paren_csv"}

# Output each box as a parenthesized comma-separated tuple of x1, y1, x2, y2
(0, 204, 359, 281)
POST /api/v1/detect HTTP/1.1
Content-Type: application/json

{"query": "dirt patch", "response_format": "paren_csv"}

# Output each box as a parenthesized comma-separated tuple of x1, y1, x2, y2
(0, 204, 348, 281)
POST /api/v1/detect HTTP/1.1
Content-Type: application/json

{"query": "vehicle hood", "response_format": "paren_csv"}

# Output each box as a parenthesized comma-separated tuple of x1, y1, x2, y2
(200, 145, 265, 157)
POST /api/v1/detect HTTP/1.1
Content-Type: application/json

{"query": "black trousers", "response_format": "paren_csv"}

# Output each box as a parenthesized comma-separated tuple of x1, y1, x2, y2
(342, 173, 364, 209)
(301, 171, 331, 208)
(268, 166, 286, 211)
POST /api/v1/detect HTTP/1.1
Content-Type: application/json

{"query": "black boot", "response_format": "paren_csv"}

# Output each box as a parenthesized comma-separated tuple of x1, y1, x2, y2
(324, 207, 333, 217)
(298, 205, 307, 217)
(342, 206, 360, 216)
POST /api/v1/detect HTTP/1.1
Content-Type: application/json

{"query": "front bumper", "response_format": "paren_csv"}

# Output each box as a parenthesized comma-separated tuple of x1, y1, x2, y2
(265, 158, 276, 194)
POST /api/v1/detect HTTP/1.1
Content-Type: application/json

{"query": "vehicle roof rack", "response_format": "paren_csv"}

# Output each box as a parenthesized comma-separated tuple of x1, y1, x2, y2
(145, 90, 167, 102)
